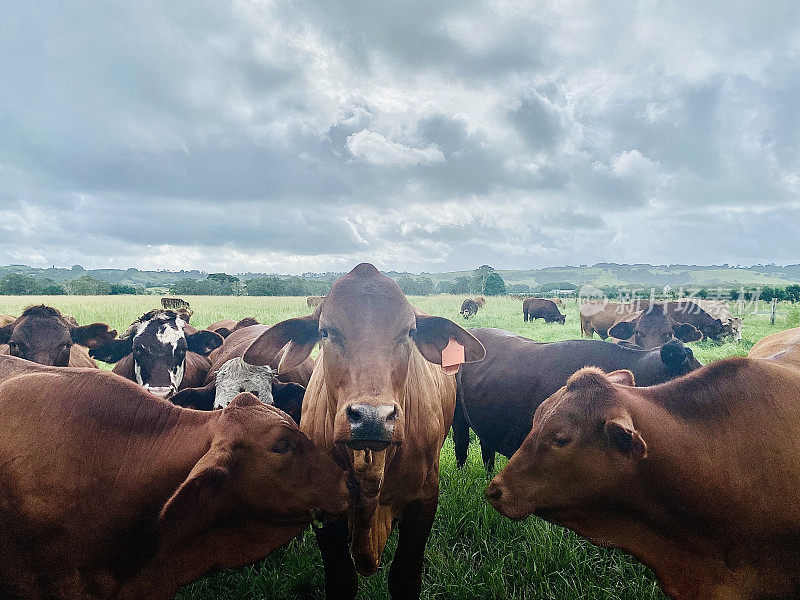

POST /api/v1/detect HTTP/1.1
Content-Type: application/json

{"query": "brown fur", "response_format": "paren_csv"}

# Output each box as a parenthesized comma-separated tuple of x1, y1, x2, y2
(240, 264, 485, 599)
(488, 357, 800, 600)
(0, 369, 348, 600)
(749, 326, 800, 370)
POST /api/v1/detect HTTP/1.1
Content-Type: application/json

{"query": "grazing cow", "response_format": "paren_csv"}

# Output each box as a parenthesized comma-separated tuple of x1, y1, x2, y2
(523, 298, 565, 324)
(0, 305, 117, 367)
(206, 317, 259, 339)
(170, 324, 313, 423)
(0, 369, 348, 600)
(580, 301, 646, 338)
(454, 328, 700, 470)
(667, 300, 737, 341)
(88, 310, 223, 398)
(608, 304, 703, 349)
(242, 263, 485, 600)
(461, 298, 479, 319)
(486, 358, 800, 600)
(749, 326, 800, 369)
(307, 296, 325, 308)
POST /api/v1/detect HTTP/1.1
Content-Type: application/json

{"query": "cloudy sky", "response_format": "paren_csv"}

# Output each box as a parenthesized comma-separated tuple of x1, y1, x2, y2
(2, 1, 799, 274)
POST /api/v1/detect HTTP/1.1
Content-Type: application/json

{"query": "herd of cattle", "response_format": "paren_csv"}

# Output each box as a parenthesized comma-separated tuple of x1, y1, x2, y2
(0, 266, 797, 600)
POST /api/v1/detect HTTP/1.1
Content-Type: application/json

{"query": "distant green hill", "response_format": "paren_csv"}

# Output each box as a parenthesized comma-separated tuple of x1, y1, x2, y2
(1, 262, 797, 292)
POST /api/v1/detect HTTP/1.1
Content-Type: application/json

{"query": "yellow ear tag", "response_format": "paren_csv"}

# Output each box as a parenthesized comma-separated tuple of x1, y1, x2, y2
(441, 338, 465, 375)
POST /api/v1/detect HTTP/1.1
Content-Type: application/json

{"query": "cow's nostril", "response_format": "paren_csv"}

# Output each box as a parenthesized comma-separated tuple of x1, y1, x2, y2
(485, 485, 502, 501)
(346, 405, 362, 423)
(386, 406, 398, 421)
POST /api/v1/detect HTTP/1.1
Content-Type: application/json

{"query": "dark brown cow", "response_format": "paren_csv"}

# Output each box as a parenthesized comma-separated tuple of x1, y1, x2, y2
(205, 317, 260, 339)
(523, 298, 565, 324)
(0, 368, 348, 600)
(454, 328, 701, 470)
(461, 298, 479, 319)
(580, 300, 645, 338)
(0, 305, 117, 368)
(89, 310, 223, 398)
(608, 304, 702, 349)
(242, 263, 485, 600)
(486, 359, 800, 600)
(170, 324, 313, 423)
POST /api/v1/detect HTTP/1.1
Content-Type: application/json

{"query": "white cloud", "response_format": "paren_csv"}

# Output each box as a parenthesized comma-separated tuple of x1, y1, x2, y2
(346, 130, 445, 166)
(0, 1, 799, 272)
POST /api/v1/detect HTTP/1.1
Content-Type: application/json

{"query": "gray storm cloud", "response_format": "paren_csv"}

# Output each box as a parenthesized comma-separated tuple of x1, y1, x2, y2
(1, 1, 798, 272)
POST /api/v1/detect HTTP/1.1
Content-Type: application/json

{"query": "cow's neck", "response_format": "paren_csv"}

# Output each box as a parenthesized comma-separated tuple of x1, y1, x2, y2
(118, 402, 218, 509)
(560, 509, 739, 600)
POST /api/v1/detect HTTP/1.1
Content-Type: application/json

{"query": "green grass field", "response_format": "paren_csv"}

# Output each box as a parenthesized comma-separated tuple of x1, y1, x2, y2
(0, 294, 796, 600)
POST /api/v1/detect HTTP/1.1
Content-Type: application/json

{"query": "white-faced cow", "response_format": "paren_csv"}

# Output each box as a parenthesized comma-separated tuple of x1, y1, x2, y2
(89, 310, 223, 398)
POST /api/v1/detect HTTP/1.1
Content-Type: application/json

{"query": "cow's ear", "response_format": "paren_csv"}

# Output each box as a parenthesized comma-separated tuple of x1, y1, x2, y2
(604, 413, 647, 460)
(607, 369, 635, 386)
(243, 315, 320, 374)
(608, 320, 635, 340)
(186, 331, 224, 356)
(673, 323, 702, 343)
(159, 442, 233, 535)
(70, 323, 118, 348)
(214, 327, 233, 339)
(414, 315, 486, 364)
(171, 382, 216, 410)
(89, 338, 132, 363)
(660, 341, 690, 372)
(271, 381, 306, 425)
(0, 323, 14, 345)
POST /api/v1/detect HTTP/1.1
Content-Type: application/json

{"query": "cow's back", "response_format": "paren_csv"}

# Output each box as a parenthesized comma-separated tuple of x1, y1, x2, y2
(459, 329, 677, 456)
(749, 326, 800, 370)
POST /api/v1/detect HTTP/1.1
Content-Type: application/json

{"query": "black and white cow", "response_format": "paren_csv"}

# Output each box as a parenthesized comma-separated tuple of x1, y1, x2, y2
(89, 310, 223, 398)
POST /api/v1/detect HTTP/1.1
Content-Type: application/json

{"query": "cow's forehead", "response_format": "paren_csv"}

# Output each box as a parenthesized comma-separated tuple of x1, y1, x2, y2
(134, 312, 186, 342)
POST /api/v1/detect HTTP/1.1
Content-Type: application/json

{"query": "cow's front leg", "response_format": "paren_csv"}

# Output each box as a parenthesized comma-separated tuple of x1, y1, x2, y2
(315, 517, 357, 600)
(387, 496, 438, 600)
(452, 399, 470, 468)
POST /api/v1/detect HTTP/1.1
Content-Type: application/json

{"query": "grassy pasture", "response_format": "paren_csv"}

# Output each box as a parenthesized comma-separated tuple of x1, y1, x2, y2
(0, 294, 795, 600)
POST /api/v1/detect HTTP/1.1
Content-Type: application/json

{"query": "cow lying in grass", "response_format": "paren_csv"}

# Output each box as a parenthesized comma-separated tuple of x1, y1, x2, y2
(0, 367, 348, 600)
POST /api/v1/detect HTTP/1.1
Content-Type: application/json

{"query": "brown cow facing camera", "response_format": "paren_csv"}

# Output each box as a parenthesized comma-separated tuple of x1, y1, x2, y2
(0, 305, 117, 367)
(0, 368, 348, 600)
(486, 358, 800, 600)
(243, 263, 485, 600)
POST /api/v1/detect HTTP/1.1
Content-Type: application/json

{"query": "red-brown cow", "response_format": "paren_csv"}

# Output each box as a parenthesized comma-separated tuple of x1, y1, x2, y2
(242, 263, 485, 599)
(0, 367, 348, 600)
(486, 359, 800, 600)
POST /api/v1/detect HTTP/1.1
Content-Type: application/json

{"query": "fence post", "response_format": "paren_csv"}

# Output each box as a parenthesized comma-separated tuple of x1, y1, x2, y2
(771, 297, 778, 325)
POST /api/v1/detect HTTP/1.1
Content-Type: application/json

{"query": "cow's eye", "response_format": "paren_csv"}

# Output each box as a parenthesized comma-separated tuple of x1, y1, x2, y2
(8, 341, 18, 351)
(271, 439, 292, 454)
(319, 328, 329, 338)
(553, 435, 572, 448)
(408, 327, 416, 337)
